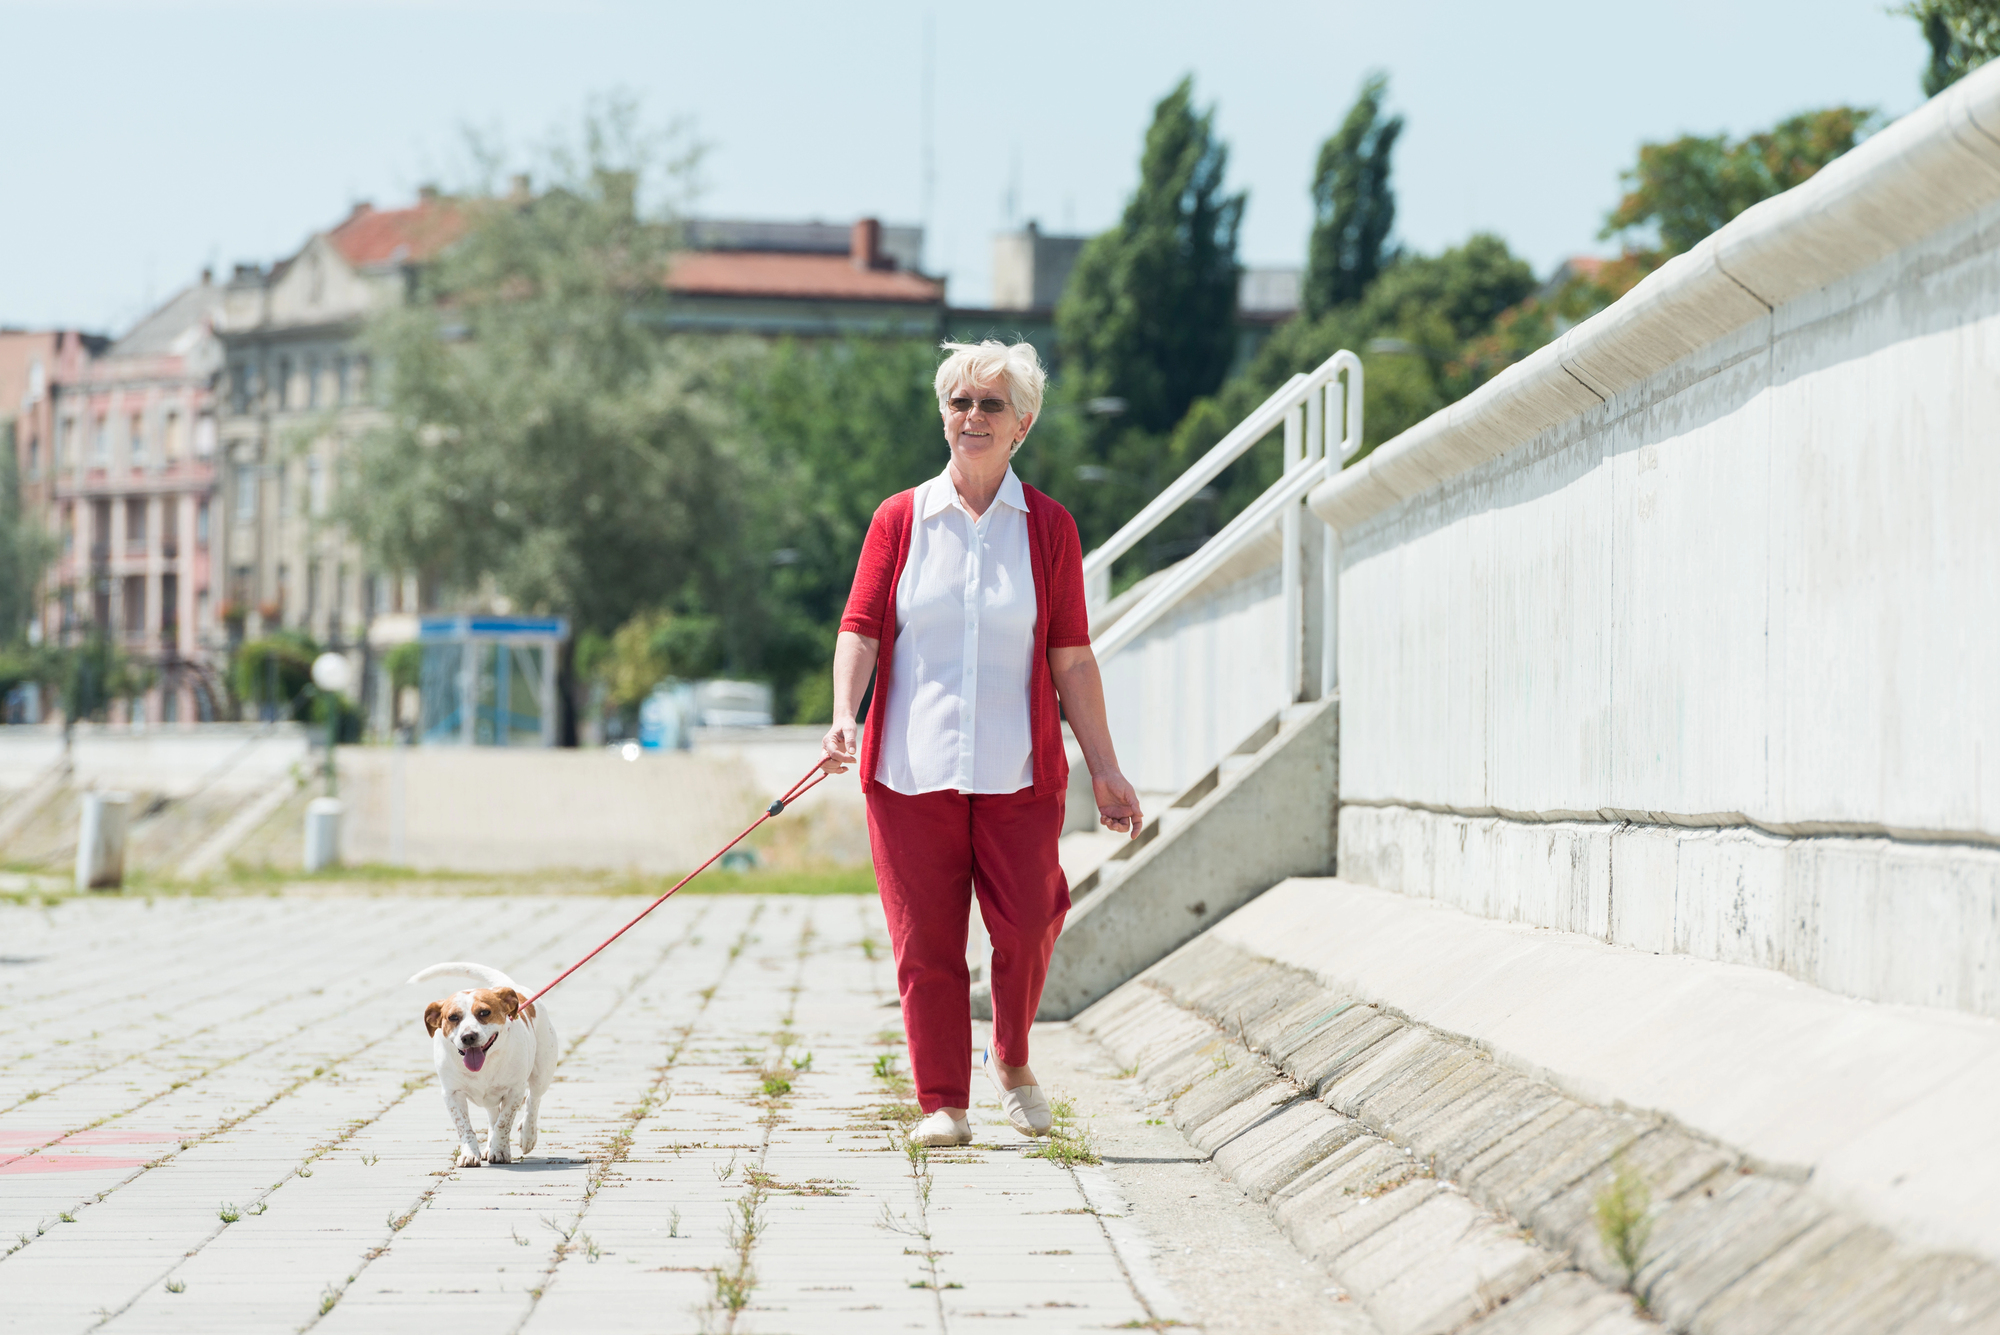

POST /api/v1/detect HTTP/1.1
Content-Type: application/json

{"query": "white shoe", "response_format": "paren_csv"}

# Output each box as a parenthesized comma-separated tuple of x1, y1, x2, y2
(984, 1049, 1054, 1137)
(912, 1109, 972, 1147)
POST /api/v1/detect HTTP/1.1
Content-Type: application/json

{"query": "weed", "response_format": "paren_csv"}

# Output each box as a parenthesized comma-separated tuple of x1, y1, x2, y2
(1143, 1118, 1164, 1126)
(511, 1226, 530, 1246)
(57, 1212, 74, 1224)
(297, 1166, 313, 1178)
(248, 1202, 267, 1217)
(1594, 1156, 1653, 1294)
(359, 1153, 378, 1167)
(759, 1071, 792, 1098)
(217, 1203, 241, 1224)
(790, 1051, 814, 1072)
(871, 1053, 899, 1080)
(164, 1279, 185, 1294)
(714, 1153, 737, 1183)
(669, 1207, 681, 1238)
(318, 1284, 340, 1316)
(1024, 1093, 1099, 1168)
(1116, 1063, 1140, 1079)
(582, 1232, 601, 1263)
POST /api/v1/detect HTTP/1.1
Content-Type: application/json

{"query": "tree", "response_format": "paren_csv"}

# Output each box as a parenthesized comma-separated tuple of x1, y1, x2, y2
(341, 99, 745, 645)
(1304, 73, 1403, 318)
(0, 424, 53, 643)
(1602, 107, 1880, 257)
(1057, 77, 1245, 437)
(1901, 0, 2000, 96)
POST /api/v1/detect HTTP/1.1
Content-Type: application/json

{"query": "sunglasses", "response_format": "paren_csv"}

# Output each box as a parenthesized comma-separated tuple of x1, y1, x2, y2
(947, 396, 1012, 415)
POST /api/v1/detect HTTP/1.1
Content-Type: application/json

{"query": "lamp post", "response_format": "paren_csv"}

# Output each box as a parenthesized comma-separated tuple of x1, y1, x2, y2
(311, 651, 351, 797)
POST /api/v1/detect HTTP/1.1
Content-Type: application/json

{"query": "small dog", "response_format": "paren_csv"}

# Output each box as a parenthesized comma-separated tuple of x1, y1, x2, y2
(410, 962, 558, 1168)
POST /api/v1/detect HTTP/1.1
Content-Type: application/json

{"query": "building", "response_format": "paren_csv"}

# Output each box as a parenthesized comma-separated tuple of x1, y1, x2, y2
(214, 190, 464, 666)
(1, 328, 107, 548)
(661, 217, 944, 337)
(31, 284, 224, 722)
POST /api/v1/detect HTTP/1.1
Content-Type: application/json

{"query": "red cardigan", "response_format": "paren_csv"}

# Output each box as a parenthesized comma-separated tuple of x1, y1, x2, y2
(839, 481, 1091, 797)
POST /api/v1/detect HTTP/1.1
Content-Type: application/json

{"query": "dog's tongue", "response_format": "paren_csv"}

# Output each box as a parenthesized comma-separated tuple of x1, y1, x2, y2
(462, 1045, 487, 1073)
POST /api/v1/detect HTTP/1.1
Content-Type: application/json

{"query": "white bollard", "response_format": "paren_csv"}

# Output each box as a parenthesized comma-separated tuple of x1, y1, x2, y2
(75, 791, 132, 892)
(304, 797, 345, 873)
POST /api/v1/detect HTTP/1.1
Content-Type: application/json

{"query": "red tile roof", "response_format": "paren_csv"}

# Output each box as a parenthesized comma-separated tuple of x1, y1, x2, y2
(328, 200, 466, 267)
(667, 251, 943, 303)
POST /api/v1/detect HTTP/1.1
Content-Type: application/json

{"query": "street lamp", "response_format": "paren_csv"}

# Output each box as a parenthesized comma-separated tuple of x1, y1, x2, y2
(311, 652, 351, 796)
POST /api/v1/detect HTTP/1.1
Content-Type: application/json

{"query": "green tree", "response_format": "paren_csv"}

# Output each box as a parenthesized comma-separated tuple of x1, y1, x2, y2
(1602, 107, 1880, 257)
(341, 99, 747, 647)
(0, 423, 53, 642)
(1304, 72, 1403, 318)
(1901, 0, 2000, 95)
(1057, 76, 1245, 437)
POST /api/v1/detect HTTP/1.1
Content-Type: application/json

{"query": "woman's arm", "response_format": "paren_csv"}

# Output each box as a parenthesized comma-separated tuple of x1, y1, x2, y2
(1048, 644, 1144, 838)
(820, 630, 880, 773)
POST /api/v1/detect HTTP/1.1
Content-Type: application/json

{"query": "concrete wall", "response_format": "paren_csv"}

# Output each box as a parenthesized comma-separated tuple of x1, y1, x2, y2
(1097, 524, 1327, 796)
(0, 724, 309, 795)
(1308, 67, 2000, 1015)
(335, 730, 865, 873)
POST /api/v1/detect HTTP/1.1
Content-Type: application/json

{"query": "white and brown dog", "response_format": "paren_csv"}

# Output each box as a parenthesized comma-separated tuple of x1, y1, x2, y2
(410, 962, 558, 1168)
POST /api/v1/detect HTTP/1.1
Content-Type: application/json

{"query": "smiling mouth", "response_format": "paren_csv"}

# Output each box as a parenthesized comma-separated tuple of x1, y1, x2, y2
(460, 1033, 499, 1073)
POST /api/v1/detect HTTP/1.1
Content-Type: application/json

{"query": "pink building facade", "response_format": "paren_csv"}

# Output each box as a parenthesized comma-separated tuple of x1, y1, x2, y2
(43, 278, 226, 722)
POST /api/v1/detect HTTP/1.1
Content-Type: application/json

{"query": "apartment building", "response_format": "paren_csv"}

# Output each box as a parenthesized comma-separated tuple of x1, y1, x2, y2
(36, 283, 224, 721)
(214, 191, 463, 654)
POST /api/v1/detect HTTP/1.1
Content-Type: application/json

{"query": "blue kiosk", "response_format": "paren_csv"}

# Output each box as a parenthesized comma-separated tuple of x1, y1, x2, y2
(417, 615, 570, 747)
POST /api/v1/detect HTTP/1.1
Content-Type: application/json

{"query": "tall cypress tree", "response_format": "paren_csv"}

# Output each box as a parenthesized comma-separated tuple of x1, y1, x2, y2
(1304, 73, 1402, 318)
(1057, 77, 1245, 436)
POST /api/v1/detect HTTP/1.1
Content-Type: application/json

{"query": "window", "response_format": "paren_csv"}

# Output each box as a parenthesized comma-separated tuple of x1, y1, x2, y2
(335, 356, 350, 404)
(275, 358, 291, 410)
(307, 359, 321, 409)
(122, 574, 145, 637)
(196, 500, 209, 548)
(278, 462, 291, 517)
(61, 503, 73, 555)
(163, 411, 182, 460)
(26, 435, 39, 480)
(162, 574, 178, 632)
(92, 499, 110, 556)
(58, 417, 73, 467)
(194, 414, 215, 456)
(91, 417, 108, 464)
(306, 561, 320, 619)
(231, 364, 251, 414)
(129, 413, 146, 467)
(162, 501, 178, 556)
(125, 498, 147, 553)
(308, 457, 326, 516)
(236, 465, 257, 520)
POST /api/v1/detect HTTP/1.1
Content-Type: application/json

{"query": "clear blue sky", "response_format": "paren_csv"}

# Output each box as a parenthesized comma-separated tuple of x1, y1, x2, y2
(2, 0, 1927, 333)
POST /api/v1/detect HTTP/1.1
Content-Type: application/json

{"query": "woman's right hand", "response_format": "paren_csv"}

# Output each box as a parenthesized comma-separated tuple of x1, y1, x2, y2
(821, 716, 859, 774)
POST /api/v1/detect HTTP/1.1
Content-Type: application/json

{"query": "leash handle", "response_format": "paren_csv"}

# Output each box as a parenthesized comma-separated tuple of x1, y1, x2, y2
(518, 759, 834, 1013)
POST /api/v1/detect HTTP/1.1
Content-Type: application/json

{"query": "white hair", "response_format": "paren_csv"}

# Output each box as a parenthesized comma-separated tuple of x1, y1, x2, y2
(934, 340, 1047, 454)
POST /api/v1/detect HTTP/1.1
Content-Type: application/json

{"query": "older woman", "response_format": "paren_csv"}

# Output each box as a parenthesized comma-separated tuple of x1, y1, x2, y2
(822, 340, 1143, 1148)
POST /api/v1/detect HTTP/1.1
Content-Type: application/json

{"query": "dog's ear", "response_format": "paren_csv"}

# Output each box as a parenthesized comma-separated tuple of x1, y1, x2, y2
(424, 1000, 445, 1036)
(493, 987, 523, 1019)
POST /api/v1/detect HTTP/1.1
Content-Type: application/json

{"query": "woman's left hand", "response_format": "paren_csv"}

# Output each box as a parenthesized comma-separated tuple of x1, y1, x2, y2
(1092, 769, 1145, 839)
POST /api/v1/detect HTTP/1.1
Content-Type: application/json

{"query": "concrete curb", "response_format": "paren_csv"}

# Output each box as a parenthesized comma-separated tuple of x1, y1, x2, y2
(1074, 932, 2000, 1334)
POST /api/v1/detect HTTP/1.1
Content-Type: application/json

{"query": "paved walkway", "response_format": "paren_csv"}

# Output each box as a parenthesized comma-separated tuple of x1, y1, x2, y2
(0, 892, 1338, 1334)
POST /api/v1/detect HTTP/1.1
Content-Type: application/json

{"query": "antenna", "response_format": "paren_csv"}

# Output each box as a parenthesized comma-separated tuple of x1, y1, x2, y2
(921, 13, 936, 266)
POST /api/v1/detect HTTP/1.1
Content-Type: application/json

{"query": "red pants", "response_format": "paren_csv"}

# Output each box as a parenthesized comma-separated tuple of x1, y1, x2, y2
(866, 784, 1070, 1113)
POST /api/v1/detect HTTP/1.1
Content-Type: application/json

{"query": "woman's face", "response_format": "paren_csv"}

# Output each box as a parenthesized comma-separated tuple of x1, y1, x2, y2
(941, 378, 1032, 470)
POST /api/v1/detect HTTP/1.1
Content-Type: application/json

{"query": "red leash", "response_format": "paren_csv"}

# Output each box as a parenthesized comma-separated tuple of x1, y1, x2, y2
(518, 759, 835, 1014)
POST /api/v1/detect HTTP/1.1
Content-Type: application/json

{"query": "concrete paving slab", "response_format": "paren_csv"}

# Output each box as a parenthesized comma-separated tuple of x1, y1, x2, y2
(1458, 1270, 1651, 1335)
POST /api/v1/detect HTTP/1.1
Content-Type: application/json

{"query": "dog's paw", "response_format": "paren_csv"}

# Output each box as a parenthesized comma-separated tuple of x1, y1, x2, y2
(518, 1128, 537, 1155)
(488, 1145, 512, 1164)
(454, 1145, 483, 1168)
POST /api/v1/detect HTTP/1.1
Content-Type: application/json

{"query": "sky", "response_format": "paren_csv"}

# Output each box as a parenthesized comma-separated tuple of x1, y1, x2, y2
(0, 0, 1929, 334)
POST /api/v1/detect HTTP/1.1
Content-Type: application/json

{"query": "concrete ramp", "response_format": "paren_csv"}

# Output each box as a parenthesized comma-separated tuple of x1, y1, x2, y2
(1018, 695, 1338, 1021)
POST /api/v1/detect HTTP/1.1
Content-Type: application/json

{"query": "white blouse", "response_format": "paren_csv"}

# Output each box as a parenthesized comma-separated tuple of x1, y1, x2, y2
(874, 467, 1038, 795)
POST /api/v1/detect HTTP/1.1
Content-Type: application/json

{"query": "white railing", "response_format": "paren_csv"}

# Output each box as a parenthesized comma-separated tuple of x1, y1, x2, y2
(1086, 351, 1362, 705)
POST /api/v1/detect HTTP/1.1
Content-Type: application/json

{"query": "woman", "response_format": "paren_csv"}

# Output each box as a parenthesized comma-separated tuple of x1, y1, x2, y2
(822, 339, 1144, 1149)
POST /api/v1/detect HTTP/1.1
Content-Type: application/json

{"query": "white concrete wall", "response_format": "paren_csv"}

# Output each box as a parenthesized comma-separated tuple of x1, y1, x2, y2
(1309, 68, 2000, 1016)
(0, 724, 310, 795)
(1098, 548, 1287, 797)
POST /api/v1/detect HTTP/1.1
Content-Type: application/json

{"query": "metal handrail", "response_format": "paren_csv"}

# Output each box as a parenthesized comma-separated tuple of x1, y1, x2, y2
(1081, 351, 1364, 612)
(1088, 351, 1362, 705)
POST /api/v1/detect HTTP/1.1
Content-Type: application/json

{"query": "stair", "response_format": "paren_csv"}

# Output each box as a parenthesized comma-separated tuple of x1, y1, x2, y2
(976, 694, 1338, 1022)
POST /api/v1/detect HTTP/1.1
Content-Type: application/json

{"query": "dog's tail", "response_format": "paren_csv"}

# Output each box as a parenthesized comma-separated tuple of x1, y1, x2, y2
(408, 962, 524, 992)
